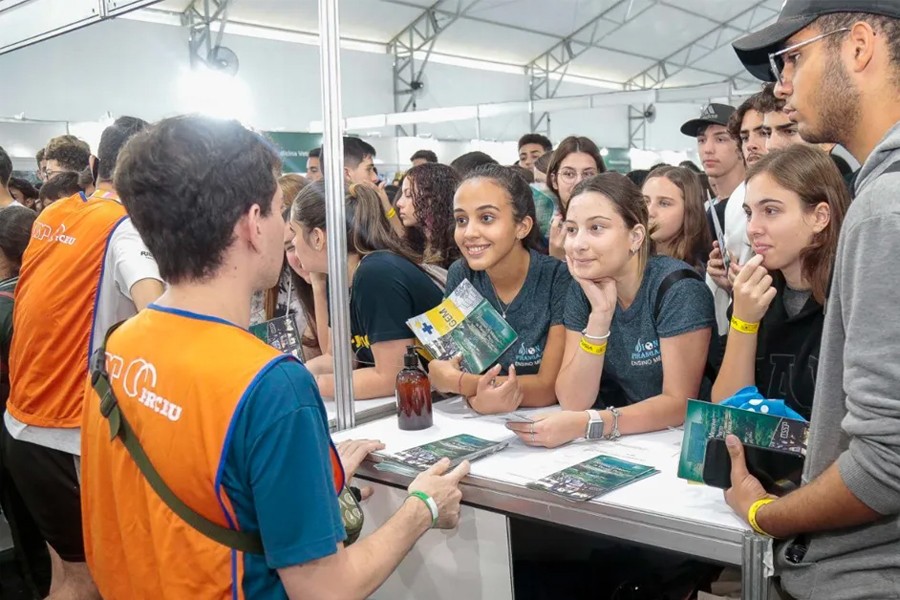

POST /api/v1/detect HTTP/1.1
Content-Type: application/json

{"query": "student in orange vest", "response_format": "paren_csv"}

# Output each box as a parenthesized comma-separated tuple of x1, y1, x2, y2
(1, 116, 164, 599)
(80, 115, 469, 600)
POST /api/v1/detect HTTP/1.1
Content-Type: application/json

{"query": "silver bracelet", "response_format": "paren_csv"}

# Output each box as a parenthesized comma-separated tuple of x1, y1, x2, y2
(605, 407, 621, 441)
(581, 328, 611, 342)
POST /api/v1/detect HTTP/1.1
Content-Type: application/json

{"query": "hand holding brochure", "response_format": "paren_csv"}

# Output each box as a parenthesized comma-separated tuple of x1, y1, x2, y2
(677, 398, 809, 484)
(376, 434, 509, 475)
(527, 455, 659, 502)
(406, 279, 517, 374)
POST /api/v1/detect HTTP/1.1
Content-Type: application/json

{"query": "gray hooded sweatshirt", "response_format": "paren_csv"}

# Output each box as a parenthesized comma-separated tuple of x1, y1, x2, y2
(777, 123, 900, 599)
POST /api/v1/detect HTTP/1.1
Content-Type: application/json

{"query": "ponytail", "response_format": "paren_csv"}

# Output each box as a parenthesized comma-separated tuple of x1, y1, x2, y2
(293, 181, 423, 263)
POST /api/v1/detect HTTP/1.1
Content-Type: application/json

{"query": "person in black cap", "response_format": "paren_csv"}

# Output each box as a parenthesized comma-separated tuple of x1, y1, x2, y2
(724, 3, 900, 599)
(681, 104, 745, 221)
(682, 104, 748, 339)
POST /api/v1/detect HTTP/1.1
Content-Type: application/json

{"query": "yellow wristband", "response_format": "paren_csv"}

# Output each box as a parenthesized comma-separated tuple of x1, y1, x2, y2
(579, 338, 607, 356)
(386, 207, 397, 219)
(748, 498, 776, 537)
(730, 316, 760, 334)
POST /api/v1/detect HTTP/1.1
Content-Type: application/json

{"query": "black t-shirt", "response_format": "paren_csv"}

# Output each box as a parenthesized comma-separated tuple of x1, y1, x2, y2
(445, 249, 572, 376)
(735, 274, 823, 420)
(350, 252, 443, 366)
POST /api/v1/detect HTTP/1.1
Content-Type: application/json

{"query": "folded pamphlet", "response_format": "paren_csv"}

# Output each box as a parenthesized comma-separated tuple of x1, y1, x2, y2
(527, 455, 659, 502)
(376, 434, 509, 476)
(677, 399, 809, 484)
(406, 279, 517, 374)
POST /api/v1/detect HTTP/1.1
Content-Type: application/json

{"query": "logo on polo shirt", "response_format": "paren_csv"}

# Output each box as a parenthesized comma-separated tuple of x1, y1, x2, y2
(514, 342, 542, 368)
(630, 337, 661, 367)
(105, 353, 183, 422)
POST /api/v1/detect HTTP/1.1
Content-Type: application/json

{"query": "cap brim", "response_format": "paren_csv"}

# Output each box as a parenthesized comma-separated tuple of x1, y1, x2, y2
(733, 15, 816, 82)
(680, 119, 723, 137)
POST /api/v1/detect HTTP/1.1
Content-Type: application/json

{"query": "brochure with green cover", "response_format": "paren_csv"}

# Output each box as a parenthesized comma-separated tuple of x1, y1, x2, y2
(526, 455, 659, 502)
(677, 399, 809, 483)
(406, 279, 517, 374)
(249, 315, 303, 361)
(377, 434, 509, 474)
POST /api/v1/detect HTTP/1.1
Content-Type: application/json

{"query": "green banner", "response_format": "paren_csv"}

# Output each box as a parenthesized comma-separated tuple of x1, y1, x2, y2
(264, 132, 323, 173)
(603, 148, 632, 173)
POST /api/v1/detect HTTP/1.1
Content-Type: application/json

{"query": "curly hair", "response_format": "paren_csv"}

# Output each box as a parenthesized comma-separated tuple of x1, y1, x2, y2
(43, 140, 90, 172)
(404, 163, 461, 268)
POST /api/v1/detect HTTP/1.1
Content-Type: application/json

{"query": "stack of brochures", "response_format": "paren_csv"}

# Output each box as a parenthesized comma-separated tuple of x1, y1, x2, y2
(376, 434, 510, 476)
(677, 399, 809, 484)
(406, 279, 517, 374)
(527, 455, 659, 502)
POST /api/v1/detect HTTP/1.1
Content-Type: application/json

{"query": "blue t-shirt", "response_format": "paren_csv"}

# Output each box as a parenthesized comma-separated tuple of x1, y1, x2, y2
(445, 249, 572, 375)
(221, 359, 346, 600)
(563, 255, 715, 407)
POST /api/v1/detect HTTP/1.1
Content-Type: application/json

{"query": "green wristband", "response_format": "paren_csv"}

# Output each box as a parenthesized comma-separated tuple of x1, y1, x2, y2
(408, 490, 439, 528)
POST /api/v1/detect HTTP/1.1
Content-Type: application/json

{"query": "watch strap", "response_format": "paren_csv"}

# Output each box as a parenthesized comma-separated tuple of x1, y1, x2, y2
(585, 410, 604, 440)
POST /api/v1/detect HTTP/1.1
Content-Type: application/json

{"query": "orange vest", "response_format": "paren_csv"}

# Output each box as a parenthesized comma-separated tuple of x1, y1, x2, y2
(7, 191, 127, 428)
(81, 306, 344, 600)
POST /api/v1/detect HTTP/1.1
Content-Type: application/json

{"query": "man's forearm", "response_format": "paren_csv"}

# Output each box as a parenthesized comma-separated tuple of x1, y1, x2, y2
(340, 498, 432, 598)
(756, 462, 882, 539)
(282, 498, 433, 600)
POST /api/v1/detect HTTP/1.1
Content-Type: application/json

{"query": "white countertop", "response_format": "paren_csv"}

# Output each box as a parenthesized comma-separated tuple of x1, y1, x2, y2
(332, 396, 748, 533)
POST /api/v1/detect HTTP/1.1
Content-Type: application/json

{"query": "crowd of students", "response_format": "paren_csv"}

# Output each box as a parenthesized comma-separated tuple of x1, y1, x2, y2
(0, 1, 897, 598)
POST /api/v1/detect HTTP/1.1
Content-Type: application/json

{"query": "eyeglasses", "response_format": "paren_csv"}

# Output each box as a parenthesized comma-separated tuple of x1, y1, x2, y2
(769, 28, 850, 84)
(557, 169, 598, 184)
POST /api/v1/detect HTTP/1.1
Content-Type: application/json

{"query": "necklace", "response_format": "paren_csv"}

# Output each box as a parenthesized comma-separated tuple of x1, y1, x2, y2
(487, 276, 509, 319)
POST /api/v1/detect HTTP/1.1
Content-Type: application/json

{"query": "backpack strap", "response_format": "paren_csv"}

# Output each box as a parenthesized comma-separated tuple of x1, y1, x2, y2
(654, 268, 703, 322)
(90, 322, 265, 555)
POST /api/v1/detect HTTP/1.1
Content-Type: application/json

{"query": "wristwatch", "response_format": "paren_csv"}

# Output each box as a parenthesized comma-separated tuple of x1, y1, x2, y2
(585, 410, 605, 440)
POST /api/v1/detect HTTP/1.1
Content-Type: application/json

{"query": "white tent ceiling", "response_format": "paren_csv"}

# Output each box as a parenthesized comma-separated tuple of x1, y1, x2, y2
(144, 0, 782, 90)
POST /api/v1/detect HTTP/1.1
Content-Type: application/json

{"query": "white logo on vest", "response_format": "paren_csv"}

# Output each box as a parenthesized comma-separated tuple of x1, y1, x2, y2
(105, 353, 183, 422)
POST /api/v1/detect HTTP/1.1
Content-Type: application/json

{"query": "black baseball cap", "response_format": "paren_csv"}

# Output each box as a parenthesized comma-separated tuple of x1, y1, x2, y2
(734, 0, 900, 82)
(680, 103, 736, 137)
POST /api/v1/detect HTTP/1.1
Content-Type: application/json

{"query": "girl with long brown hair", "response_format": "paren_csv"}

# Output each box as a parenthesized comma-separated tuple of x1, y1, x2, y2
(290, 181, 443, 399)
(642, 166, 712, 274)
(711, 145, 850, 419)
(506, 173, 715, 447)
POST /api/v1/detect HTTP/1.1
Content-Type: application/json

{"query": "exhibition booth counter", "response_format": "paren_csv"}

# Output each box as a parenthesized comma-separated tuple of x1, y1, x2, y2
(332, 398, 772, 600)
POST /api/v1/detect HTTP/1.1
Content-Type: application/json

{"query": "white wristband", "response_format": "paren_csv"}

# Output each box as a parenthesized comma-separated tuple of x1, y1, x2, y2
(581, 328, 610, 341)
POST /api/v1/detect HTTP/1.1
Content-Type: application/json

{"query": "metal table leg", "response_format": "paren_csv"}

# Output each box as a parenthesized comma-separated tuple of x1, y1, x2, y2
(742, 532, 770, 600)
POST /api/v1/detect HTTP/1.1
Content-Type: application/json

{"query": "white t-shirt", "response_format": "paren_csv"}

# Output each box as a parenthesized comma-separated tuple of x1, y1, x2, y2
(4, 217, 162, 455)
(705, 182, 754, 336)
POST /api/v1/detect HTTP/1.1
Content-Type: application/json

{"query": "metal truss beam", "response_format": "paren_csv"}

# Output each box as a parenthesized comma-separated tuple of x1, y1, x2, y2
(527, 0, 658, 135)
(624, 0, 778, 90)
(182, 0, 233, 70)
(628, 105, 648, 149)
(389, 0, 484, 136)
